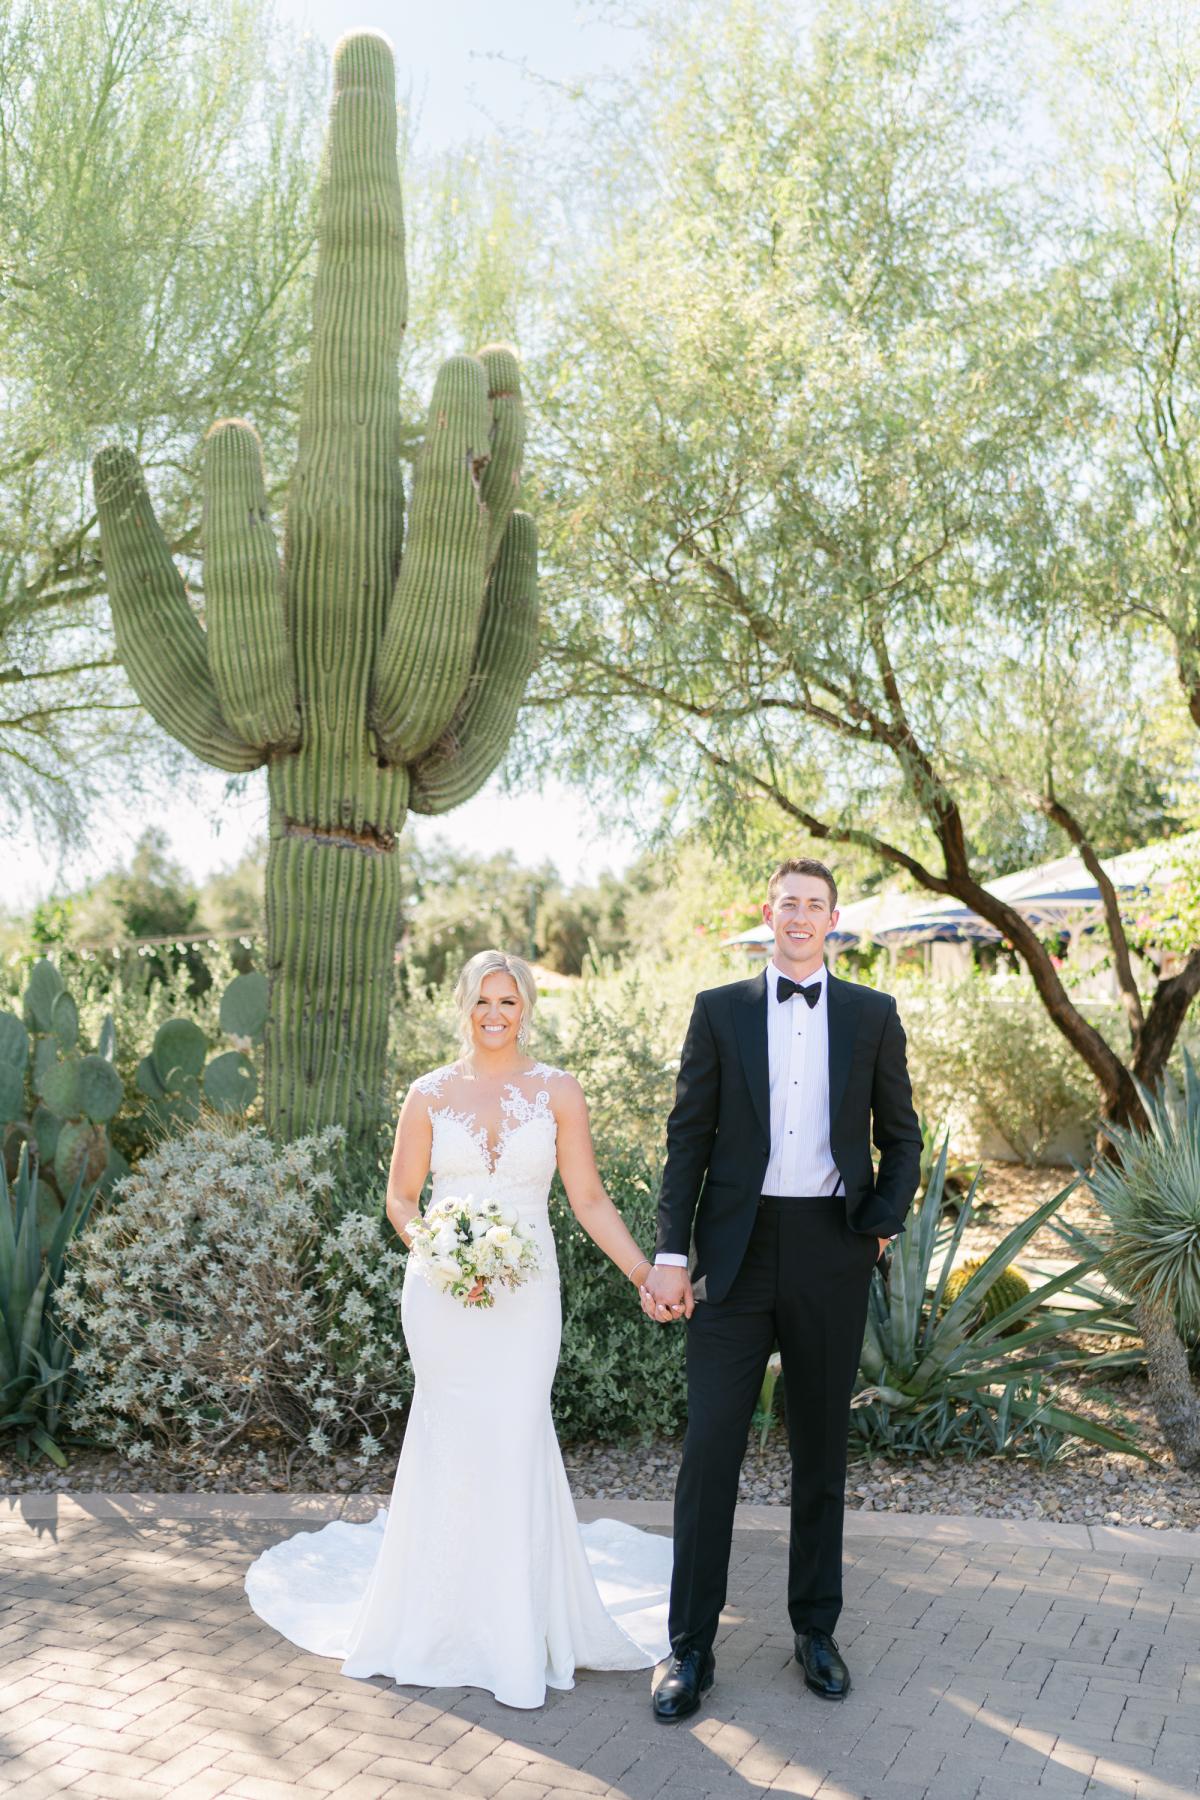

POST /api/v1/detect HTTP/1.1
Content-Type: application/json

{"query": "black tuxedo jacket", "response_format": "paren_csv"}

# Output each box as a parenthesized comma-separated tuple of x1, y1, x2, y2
(655, 968, 922, 1303)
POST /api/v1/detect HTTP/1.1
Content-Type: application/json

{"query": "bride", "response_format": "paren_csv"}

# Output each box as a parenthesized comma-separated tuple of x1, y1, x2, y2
(244, 949, 675, 1708)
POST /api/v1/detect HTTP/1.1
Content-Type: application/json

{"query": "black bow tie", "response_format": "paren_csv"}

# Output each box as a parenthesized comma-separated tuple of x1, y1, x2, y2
(777, 976, 822, 1007)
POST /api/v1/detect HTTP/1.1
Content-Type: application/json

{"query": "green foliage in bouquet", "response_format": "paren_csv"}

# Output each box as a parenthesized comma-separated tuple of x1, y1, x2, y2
(0, 1143, 97, 1466)
(853, 1142, 1146, 1463)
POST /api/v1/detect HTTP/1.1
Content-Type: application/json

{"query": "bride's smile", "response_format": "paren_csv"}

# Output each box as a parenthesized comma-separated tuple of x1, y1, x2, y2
(470, 972, 526, 1057)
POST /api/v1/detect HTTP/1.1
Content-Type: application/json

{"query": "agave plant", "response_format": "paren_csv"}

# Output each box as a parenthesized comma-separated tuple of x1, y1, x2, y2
(752, 1350, 783, 1451)
(0, 1142, 97, 1466)
(1076, 1056, 1200, 1470)
(853, 1140, 1146, 1462)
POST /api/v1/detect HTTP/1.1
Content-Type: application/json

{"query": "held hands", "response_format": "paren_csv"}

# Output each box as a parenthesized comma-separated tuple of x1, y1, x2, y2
(633, 1242, 886, 1324)
(638, 1263, 694, 1325)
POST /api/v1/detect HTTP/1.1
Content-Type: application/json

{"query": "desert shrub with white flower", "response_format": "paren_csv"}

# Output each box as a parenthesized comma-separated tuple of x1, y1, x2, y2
(57, 1120, 410, 1467)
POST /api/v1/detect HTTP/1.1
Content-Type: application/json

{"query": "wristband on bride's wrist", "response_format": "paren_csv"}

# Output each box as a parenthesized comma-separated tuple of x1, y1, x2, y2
(626, 1255, 651, 1284)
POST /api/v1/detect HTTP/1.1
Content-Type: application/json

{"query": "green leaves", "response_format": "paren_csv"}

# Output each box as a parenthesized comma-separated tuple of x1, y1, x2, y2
(1080, 1055, 1200, 1335)
(0, 1141, 98, 1467)
(853, 1140, 1149, 1462)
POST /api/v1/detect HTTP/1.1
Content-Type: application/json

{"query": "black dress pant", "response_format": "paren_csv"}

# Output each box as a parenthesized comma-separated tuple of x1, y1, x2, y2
(669, 1194, 878, 1657)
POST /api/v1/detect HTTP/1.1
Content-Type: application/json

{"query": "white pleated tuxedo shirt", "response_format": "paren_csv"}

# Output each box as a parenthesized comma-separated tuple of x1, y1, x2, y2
(655, 960, 843, 1268)
(761, 959, 842, 1198)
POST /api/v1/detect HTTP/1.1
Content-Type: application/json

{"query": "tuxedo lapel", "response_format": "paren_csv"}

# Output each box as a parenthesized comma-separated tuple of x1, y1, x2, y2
(826, 971, 859, 1122)
(732, 970, 770, 1140)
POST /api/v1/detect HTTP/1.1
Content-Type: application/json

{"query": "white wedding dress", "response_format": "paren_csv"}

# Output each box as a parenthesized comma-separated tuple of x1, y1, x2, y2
(244, 1061, 673, 1709)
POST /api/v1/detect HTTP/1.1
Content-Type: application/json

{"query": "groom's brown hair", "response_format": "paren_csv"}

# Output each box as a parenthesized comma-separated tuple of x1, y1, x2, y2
(768, 857, 838, 910)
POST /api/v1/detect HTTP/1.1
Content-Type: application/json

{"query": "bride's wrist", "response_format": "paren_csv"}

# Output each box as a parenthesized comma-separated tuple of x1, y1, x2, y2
(626, 1255, 651, 1285)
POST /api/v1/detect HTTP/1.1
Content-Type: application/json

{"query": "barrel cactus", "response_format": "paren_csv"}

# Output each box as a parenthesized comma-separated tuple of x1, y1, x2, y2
(92, 32, 538, 1145)
(941, 1257, 1032, 1333)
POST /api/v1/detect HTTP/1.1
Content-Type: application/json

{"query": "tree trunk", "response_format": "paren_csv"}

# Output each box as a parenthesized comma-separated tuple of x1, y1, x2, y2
(1134, 1291, 1200, 1470)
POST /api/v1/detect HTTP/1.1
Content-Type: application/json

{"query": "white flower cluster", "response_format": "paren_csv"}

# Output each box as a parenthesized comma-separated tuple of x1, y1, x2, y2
(57, 1121, 411, 1468)
(407, 1195, 540, 1307)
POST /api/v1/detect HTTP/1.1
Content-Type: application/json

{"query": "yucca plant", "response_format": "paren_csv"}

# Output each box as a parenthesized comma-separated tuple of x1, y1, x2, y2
(853, 1139, 1147, 1462)
(1076, 1056, 1200, 1470)
(0, 1143, 96, 1466)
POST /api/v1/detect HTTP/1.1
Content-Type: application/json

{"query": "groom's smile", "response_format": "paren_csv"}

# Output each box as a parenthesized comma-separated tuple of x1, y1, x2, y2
(764, 872, 840, 977)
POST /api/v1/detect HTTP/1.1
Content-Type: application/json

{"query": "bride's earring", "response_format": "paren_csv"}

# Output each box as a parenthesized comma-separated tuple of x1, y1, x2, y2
(517, 1015, 530, 1049)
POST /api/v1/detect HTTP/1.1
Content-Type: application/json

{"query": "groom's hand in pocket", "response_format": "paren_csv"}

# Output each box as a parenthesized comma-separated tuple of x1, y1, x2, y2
(640, 1264, 694, 1323)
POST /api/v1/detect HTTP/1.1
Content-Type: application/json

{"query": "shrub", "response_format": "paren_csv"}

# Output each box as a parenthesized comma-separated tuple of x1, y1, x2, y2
(899, 973, 1113, 1163)
(58, 1121, 409, 1467)
(548, 972, 687, 1439)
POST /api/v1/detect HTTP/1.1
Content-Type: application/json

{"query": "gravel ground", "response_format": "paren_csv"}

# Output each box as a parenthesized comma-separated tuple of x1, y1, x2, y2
(4, 1166, 1197, 1533)
(4, 1400, 1197, 1533)
(956, 1160, 1106, 1257)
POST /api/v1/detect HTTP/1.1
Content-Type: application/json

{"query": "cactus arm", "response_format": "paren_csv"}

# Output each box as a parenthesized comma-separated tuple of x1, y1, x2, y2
(202, 421, 300, 752)
(477, 345, 526, 568)
(288, 30, 407, 672)
(408, 509, 538, 814)
(371, 352, 491, 762)
(92, 446, 263, 773)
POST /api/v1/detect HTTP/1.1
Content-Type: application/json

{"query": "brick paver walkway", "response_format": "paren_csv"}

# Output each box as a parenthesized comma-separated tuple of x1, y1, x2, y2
(1, 1496, 1197, 1800)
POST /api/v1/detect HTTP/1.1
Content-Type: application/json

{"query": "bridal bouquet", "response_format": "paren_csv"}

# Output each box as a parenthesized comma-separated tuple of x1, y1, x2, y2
(406, 1196, 540, 1307)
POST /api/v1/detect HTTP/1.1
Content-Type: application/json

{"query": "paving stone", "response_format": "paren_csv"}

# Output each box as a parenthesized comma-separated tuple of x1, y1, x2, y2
(4, 1503, 1200, 1800)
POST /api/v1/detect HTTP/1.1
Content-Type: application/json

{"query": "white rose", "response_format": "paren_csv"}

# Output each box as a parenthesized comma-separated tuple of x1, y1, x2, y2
(485, 1225, 512, 1247)
(499, 1206, 518, 1227)
(435, 1256, 461, 1280)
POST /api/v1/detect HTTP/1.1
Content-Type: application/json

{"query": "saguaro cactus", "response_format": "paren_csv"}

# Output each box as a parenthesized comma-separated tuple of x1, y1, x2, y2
(92, 32, 538, 1144)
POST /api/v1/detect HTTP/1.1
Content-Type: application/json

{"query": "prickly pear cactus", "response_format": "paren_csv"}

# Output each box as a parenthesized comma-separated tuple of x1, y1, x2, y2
(92, 32, 538, 1145)
(0, 960, 265, 1230)
(135, 970, 266, 1129)
(941, 1257, 1032, 1333)
(0, 959, 127, 1239)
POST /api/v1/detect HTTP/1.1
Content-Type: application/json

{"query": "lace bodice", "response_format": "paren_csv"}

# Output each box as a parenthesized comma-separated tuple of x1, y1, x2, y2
(411, 1062, 566, 1214)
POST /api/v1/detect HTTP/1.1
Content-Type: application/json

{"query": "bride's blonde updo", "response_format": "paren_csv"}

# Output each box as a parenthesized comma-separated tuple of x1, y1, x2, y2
(453, 950, 538, 1057)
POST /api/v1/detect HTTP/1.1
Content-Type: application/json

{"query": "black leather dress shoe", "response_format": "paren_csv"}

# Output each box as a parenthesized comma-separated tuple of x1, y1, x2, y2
(795, 1627, 851, 1699)
(653, 1648, 715, 1722)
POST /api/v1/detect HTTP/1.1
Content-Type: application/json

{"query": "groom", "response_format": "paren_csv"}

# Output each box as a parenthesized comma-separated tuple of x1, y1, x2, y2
(641, 857, 921, 1721)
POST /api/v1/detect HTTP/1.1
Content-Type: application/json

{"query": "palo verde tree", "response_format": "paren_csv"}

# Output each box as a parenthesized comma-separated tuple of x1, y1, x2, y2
(0, 0, 324, 840)
(93, 31, 538, 1143)
(528, 0, 1199, 1130)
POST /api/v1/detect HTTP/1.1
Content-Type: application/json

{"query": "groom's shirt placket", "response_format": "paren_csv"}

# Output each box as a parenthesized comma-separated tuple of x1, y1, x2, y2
(761, 960, 841, 1199)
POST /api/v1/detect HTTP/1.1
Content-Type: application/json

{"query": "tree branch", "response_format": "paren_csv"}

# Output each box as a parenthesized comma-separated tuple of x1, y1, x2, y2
(1036, 788, 1146, 1044)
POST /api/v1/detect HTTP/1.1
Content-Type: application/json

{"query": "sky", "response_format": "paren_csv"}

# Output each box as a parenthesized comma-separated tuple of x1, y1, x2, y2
(13, 2, 642, 909)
